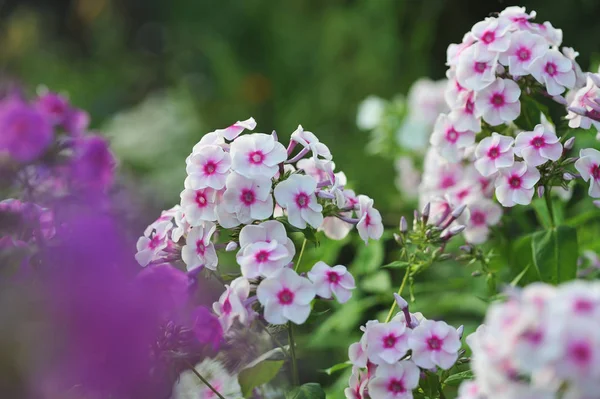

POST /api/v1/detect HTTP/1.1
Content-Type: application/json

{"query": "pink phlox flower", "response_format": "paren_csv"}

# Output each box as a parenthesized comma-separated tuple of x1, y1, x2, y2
(307, 261, 356, 304)
(213, 117, 256, 141)
(366, 320, 411, 365)
(474, 132, 515, 177)
(135, 219, 173, 267)
(256, 267, 315, 325)
(566, 76, 600, 130)
(344, 367, 369, 399)
(219, 172, 274, 226)
(494, 161, 540, 207)
(575, 148, 600, 198)
(456, 42, 499, 91)
(367, 360, 420, 399)
(471, 16, 512, 53)
(474, 78, 521, 126)
(185, 144, 232, 190)
(514, 124, 562, 166)
(180, 187, 218, 225)
(529, 49, 576, 96)
(498, 30, 547, 77)
(499, 6, 536, 30)
(430, 113, 476, 163)
(290, 125, 332, 160)
(212, 276, 251, 333)
(408, 319, 461, 370)
(460, 198, 502, 244)
(274, 174, 323, 229)
(181, 222, 218, 271)
(449, 90, 481, 133)
(356, 195, 383, 244)
(230, 133, 287, 179)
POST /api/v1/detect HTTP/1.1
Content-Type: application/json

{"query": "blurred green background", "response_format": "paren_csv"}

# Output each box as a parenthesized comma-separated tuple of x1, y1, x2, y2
(2, 0, 599, 396)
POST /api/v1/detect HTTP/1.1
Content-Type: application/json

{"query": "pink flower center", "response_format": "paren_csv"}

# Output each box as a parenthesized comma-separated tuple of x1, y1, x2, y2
(517, 47, 531, 61)
(249, 151, 265, 165)
(491, 93, 505, 107)
(149, 235, 162, 249)
(445, 128, 459, 143)
(204, 161, 217, 175)
(530, 136, 545, 149)
(465, 99, 475, 114)
(545, 62, 557, 76)
(277, 288, 294, 305)
(383, 333, 397, 348)
(387, 379, 405, 394)
(327, 271, 340, 284)
(255, 250, 270, 263)
(195, 191, 208, 208)
(471, 210, 486, 226)
(196, 240, 206, 255)
(440, 175, 456, 189)
(487, 146, 500, 159)
(240, 189, 256, 205)
(509, 175, 522, 189)
(522, 328, 544, 345)
(474, 62, 487, 73)
(295, 192, 309, 208)
(591, 164, 600, 180)
(482, 31, 495, 44)
(574, 299, 594, 313)
(222, 298, 232, 314)
(570, 341, 592, 366)
(427, 336, 443, 351)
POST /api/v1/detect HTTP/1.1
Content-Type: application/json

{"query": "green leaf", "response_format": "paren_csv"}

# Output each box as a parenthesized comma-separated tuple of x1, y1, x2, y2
(514, 95, 548, 131)
(285, 383, 326, 399)
(361, 270, 392, 293)
(238, 360, 284, 398)
(443, 370, 474, 386)
(531, 225, 579, 284)
(382, 260, 410, 269)
(350, 238, 384, 275)
(319, 361, 352, 375)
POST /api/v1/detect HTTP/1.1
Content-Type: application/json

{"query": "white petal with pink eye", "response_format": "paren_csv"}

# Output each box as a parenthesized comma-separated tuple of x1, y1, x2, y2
(456, 42, 499, 91)
(185, 144, 231, 190)
(499, 30, 548, 77)
(515, 124, 563, 167)
(230, 133, 287, 179)
(471, 16, 511, 52)
(575, 148, 600, 198)
(366, 321, 411, 365)
(237, 240, 291, 278)
(307, 261, 355, 304)
(475, 78, 521, 126)
(291, 125, 332, 160)
(474, 133, 515, 177)
(367, 361, 420, 399)
(221, 172, 274, 224)
(274, 174, 323, 229)
(180, 187, 218, 225)
(409, 319, 460, 370)
(213, 117, 257, 140)
(181, 223, 218, 271)
(213, 277, 251, 332)
(430, 114, 475, 163)
(356, 195, 384, 244)
(494, 162, 539, 207)
(529, 49, 576, 96)
(256, 268, 315, 325)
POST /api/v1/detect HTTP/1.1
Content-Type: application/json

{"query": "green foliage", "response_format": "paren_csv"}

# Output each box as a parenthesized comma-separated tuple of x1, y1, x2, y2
(285, 383, 326, 399)
(238, 360, 285, 398)
(531, 225, 579, 284)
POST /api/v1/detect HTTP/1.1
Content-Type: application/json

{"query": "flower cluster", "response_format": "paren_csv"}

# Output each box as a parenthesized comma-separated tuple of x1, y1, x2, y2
(460, 281, 600, 399)
(346, 294, 462, 399)
(136, 119, 382, 331)
(566, 68, 600, 133)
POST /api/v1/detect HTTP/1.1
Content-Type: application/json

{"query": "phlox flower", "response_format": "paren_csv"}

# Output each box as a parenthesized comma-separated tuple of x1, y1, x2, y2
(474, 133, 515, 177)
(185, 145, 231, 190)
(408, 319, 461, 370)
(256, 267, 315, 325)
(274, 174, 323, 229)
(135, 220, 173, 267)
(534, 21, 563, 47)
(357, 96, 385, 130)
(494, 161, 540, 207)
(348, 338, 369, 368)
(575, 148, 600, 198)
(290, 125, 332, 160)
(449, 91, 481, 133)
(297, 157, 332, 183)
(307, 261, 356, 304)
(367, 360, 420, 399)
(321, 216, 353, 240)
(219, 172, 274, 226)
(446, 32, 476, 67)
(498, 30, 547, 77)
(365, 320, 411, 365)
(172, 358, 242, 399)
(34, 91, 71, 127)
(445, 72, 468, 108)
(181, 222, 218, 271)
(171, 208, 190, 243)
(551, 280, 600, 320)
(457, 381, 484, 399)
(456, 43, 499, 91)
(461, 198, 502, 244)
(471, 17, 512, 52)
(514, 124, 562, 166)
(566, 75, 600, 130)
(474, 78, 521, 126)
(430, 113, 475, 162)
(213, 116, 256, 140)
(529, 49, 576, 96)
(499, 6, 536, 30)
(554, 320, 600, 382)
(344, 367, 368, 399)
(212, 276, 251, 333)
(356, 195, 384, 244)
(230, 133, 287, 179)
(405, 77, 450, 126)
(180, 187, 218, 225)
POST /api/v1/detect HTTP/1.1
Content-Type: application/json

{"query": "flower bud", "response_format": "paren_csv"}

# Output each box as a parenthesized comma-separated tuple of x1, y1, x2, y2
(225, 241, 238, 252)
(457, 325, 464, 339)
(563, 172, 575, 181)
(537, 186, 545, 198)
(271, 130, 279, 141)
(564, 136, 575, 150)
(552, 95, 567, 105)
(562, 157, 578, 164)
(451, 204, 467, 219)
(449, 224, 466, 235)
(393, 293, 408, 310)
(460, 245, 473, 253)
(393, 233, 403, 245)
(399, 216, 408, 233)
(421, 202, 430, 224)
(471, 270, 483, 277)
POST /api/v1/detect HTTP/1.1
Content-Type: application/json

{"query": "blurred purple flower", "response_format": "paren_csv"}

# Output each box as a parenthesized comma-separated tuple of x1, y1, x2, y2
(69, 135, 116, 191)
(191, 306, 223, 351)
(0, 99, 53, 163)
(136, 263, 192, 321)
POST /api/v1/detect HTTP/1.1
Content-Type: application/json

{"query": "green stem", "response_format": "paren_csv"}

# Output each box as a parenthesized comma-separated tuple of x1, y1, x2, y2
(288, 322, 300, 385)
(294, 238, 308, 272)
(260, 322, 291, 358)
(185, 361, 226, 399)
(384, 269, 410, 323)
(544, 186, 555, 228)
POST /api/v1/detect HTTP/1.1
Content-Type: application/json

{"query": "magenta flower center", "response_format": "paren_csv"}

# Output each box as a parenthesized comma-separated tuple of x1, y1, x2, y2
(545, 62, 557, 76)
(465, 99, 475, 114)
(530, 136, 545, 149)
(195, 191, 208, 207)
(204, 161, 217, 175)
(517, 47, 531, 61)
(383, 333, 397, 348)
(482, 31, 495, 44)
(149, 235, 162, 249)
(427, 335, 443, 351)
(591, 164, 600, 180)
(445, 128, 459, 143)
(487, 146, 500, 159)
(249, 151, 265, 164)
(255, 250, 270, 263)
(241, 189, 256, 205)
(522, 328, 544, 345)
(222, 298, 232, 314)
(491, 93, 505, 107)
(277, 288, 295, 305)
(387, 379, 406, 394)
(474, 62, 487, 73)
(327, 271, 340, 284)
(574, 299, 594, 313)
(571, 341, 592, 366)
(471, 210, 486, 226)
(196, 240, 206, 255)
(295, 193, 309, 208)
(509, 175, 522, 189)
(440, 176, 456, 189)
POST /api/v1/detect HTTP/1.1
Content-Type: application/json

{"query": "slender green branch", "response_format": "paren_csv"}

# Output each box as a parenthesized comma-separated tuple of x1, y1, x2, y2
(260, 322, 291, 358)
(544, 186, 555, 228)
(288, 322, 299, 385)
(384, 269, 410, 323)
(294, 238, 308, 272)
(185, 361, 226, 399)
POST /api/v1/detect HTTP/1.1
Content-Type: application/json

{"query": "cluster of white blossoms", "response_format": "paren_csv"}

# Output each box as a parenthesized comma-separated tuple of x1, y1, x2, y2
(459, 281, 600, 399)
(346, 294, 462, 399)
(135, 118, 383, 330)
